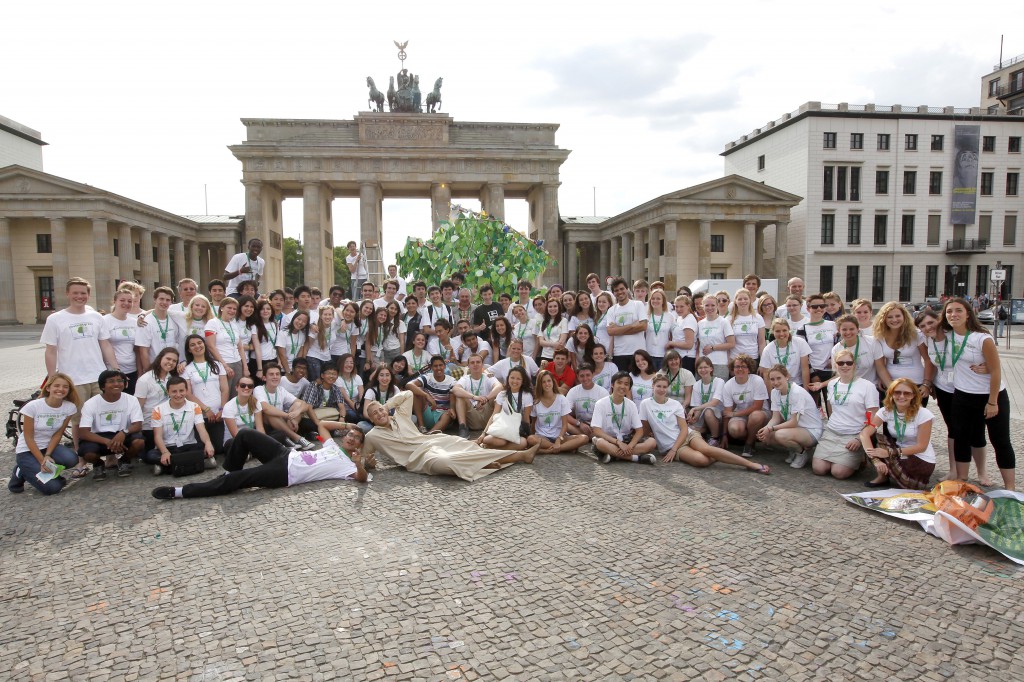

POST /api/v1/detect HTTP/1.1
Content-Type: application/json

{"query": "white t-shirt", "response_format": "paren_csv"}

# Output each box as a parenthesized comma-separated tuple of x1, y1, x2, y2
(786, 316, 808, 335)
(876, 406, 935, 463)
(279, 375, 309, 399)
(489, 356, 540, 385)
(825, 377, 878, 434)
(512, 319, 539, 358)
(697, 316, 734, 366)
(331, 319, 355, 357)
(728, 314, 765, 360)
(593, 310, 612, 352)
(457, 373, 498, 398)
(457, 339, 493, 366)
(950, 331, 1005, 395)
(801, 320, 838, 371)
(535, 318, 568, 360)
(16, 398, 78, 452)
(255, 385, 297, 412)
(878, 331, 927, 385)
(221, 398, 263, 444)
(665, 369, 696, 403)
(607, 300, 647, 356)
(40, 308, 110, 385)
(136, 312, 184, 363)
(592, 362, 617, 392)
(760, 338, 812, 385)
(591, 396, 642, 441)
(639, 397, 687, 453)
(225, 252, 265, 293)
(151, 399, 202, 448)
(103, 314, 139, 374)
(721, 375, 769, 412)
(80, 393, 144, 433)
(306, 327, 334, 362)
(831, 336, 883, 384)
(532, 394, 571, 439)
(204, 318, 245, 364)
(276, 330, 309, 367)
(671, 314, 699, 359)
(346, 253, 368, 280)
(565, 384, 609, 423)
(183, 361, 227, 411)
(403, 349, 432, 375)
(134, 371, 173, 424)
(287, 439, 359, 486)
(255, 324, 280, 362)
(770, 383, 823, 439)
(338, 374, 364, 404)
(690, 377, 725, 407)
(645, 311, 675, 358)
(495, 390, 533, 415)
(383, 319, 407, 352)
(630, 373, 655, 403)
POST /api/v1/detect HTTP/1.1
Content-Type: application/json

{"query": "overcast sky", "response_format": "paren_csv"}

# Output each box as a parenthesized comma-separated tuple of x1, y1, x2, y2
(4, 0, 1017, 266)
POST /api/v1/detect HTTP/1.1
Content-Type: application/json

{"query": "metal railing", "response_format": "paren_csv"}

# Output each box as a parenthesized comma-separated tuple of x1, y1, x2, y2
(946, 239, 989, 252)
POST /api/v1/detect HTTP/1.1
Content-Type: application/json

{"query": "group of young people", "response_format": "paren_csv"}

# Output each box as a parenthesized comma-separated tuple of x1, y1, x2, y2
(8, 239, 1016, 498)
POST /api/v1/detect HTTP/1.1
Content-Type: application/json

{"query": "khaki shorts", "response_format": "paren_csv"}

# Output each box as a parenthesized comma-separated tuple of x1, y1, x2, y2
(71, 382, 101, 425)
(465, 400, 494, 431)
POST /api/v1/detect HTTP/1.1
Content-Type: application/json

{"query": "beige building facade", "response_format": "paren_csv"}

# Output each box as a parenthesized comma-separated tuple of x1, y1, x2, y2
(981, 51, 1024, 115)
(0, 165, 243, 325)
(560, 176, 801, 292)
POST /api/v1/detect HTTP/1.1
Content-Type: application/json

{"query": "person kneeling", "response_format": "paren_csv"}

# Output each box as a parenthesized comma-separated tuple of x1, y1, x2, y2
(153, 428, 368, 499)
(590, 372, 658, 465)
(78, 370, 146, 480)
(144, 376, 217, 475)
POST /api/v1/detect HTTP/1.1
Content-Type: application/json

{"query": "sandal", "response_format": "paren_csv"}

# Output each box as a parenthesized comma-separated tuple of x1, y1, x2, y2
(70, 465, 89, 479)
(754, 463, 771, 475)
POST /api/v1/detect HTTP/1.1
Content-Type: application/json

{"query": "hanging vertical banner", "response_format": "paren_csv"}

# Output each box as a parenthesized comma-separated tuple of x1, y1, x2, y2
(951, 124, 981, 225)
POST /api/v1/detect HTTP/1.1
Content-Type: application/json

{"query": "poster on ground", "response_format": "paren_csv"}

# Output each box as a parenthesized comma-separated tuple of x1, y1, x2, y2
(842, 481, 1024, 565)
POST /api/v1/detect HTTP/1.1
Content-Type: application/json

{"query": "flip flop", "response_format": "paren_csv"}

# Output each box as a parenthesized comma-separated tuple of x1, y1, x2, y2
(70, 466, 89, 479)
(754, 463, 771, 475)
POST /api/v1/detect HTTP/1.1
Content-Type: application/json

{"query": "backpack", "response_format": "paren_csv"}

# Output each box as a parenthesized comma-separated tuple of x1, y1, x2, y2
(998, 306, 1008, 321)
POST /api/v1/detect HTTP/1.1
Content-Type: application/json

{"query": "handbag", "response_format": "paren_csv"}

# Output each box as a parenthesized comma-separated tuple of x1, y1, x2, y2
(169, 449, 206, 477)
(486, 391, 523, 442)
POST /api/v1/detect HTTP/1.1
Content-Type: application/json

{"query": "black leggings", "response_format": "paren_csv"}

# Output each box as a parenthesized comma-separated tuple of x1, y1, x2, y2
(181, 430, 290, 498)
(951, 389, 1015, 469)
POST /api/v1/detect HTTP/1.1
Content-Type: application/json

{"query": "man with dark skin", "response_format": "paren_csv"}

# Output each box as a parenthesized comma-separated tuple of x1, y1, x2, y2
(223, 238, 264, 298)
(78, 370, 146, 479)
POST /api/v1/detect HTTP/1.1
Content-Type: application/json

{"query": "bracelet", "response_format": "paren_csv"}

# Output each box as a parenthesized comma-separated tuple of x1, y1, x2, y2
(987, 402, 997, 406)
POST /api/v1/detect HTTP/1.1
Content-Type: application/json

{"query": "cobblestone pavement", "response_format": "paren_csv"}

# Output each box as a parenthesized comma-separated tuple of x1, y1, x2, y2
(2, 331, 1023, 681)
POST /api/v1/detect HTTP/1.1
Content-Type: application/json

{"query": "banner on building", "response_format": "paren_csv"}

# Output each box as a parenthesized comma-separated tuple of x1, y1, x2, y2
(951, 125, 981, 225)
(842, 481, 1024, 565)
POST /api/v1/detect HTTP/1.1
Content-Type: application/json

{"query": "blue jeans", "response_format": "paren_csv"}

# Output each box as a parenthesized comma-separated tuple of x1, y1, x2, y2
(9, 445, 79, 496)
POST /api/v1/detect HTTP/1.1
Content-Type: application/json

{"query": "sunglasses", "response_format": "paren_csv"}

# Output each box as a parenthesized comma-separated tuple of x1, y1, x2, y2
(809, 304, 826, 309)
(835, 360, 855, 367)
(238, 383, 255, 389)
(717, 298, 729, 303)
(892, 390, 915, 397)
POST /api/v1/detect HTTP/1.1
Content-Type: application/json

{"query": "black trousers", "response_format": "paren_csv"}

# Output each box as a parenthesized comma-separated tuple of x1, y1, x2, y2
(951, 389, 1015, 469)
(181, 430, 289, 498)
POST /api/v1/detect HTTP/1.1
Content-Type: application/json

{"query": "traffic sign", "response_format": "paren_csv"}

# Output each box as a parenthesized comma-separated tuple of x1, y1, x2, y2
(991, 269, 1006, 282)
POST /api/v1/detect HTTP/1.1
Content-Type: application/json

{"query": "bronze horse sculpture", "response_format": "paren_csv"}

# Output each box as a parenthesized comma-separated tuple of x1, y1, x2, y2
(366, 77, 385, 112)
(426, 77, 443, 113)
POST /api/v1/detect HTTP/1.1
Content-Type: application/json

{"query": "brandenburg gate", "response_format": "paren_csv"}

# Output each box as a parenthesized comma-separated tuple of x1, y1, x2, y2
(229, 114, 571, 290)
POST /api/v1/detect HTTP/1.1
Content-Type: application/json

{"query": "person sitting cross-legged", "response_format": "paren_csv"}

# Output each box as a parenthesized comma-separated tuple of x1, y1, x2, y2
(407, 355, 457, 434)
(564, 362, 609, 441)
(142, 376, 217, 475)
(153, 428, 369, 499)
(452, 353, 501, 439)
(526, 370, 590, 454)
(590, 371, 658, 465)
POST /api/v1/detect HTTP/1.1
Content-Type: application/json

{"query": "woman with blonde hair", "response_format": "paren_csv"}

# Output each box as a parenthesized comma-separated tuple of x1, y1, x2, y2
(758, 318, 811, 388)
(645, 289, 673, 370)
(850, 298, 875, 337)
(823, 292, 845, 321)
(756, 295, 779, 345)
(812, 348, 878, 480)
(667, 295, 698, 374)
(728, 288, 766, 364)
(180, 294, 214, 336)
(756, 364, 823, 469)
(8, 373, 82, 495)
(714, 289, 731, 317)
(872, 301, 934, 400)
(859, 378, 935, 489)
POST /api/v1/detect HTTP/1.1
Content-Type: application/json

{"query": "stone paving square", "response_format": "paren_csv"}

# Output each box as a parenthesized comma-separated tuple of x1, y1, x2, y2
(1, 333, 1022, 681)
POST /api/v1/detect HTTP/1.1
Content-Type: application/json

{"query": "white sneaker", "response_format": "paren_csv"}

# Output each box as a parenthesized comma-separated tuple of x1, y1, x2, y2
(296, 437, 316, 450)
(153, 464, 163, 476)
(790, 450, 809, 469)
(785, 451, 796, 464)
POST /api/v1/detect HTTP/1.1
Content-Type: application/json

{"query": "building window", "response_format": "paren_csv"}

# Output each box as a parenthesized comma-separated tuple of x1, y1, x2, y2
(659, 239, 665, 256)
(929, 171, 943, 195)
(113, 239, 119, 257)
(850, 133, 864, 150)
(874, 214, 888, 245)
(899, 265, 913, 302)
(983, 136, 996, 152)
(824, 132, 837, 149)
(976, 264, 989, 297)
(877, 134, 890, 150)
(979, 214, 992, 243)
(872, 265, 886, 302)
(981, 172, 994, 196)
(820, 215, 835, 245)
(850, 166, 860, 201)
(905, 134, 918, 151)
(848, 214, 861, 245)
(820, 265, 833, 293)
(846, 265, 860, 301)
(927, 214, 941, 246)
(38, 276, 55, 311)
(930, 135, 944, 151)
(903, 170, 917, 195)
(837, 166, 847, 201)
(989, 79, 1001, 96)
(901, 215, 915, 245)
(710, 235, 725, 252)
(134, 243, 141, 260)
(757, 155, 765, 171)
(1010, 137, 1022, 153)
(1005, 215, 1018, 246)
(925, 265, 938, 298)
(36, 234, 52, 253)
(875, 170, 889, 195)
(644, 243, 649, 258)
(1000, 265, 1015, 300)
(823, 166, 834, 200)
(152, 246, 159, 262)
(1008, 172, 1020, 197)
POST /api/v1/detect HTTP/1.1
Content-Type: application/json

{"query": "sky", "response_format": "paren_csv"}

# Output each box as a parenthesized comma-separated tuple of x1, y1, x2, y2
(3, 0, 1018, 267)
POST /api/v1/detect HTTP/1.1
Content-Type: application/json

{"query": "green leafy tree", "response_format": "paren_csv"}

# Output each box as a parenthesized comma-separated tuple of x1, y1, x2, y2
(395, 212, 554, 296)
(333, 246, 352, 292)
(283, 237, 304, 288)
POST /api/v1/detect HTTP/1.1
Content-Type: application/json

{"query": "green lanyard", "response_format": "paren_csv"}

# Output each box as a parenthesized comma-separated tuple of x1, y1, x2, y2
(931, 337, 948, 371)
(843, 336, 861, 367)
(411, 351, 425, 372)
(545, 323, 557, 339)
(154, 314, 170, 342)
(267, 389, 279, 407)
(699, 380, 713, 404)
(893, 412, 907, 442)
(950, 332, 970, 369)
(267, 324, 278, 346)
(156, 376, 168, 398)
(220, 320, 236, 343)
(235, 399, 253, 426)
(775, 341, 793, 368)
(342, 377, 356, 398)
(517, 323, 528, 339)
(470, 376, 483, 395)
(668, 371, 681, 395)
(289, 333, 302, 357)
(832, 380, 854, 406)
(611, 399, 626, 431)
(595, 312, 607, 329)
(780, 383, 792, 420)
(651, 314, 664, 336)
(168, 410, 187, 436)
(194, 362, 210, 383)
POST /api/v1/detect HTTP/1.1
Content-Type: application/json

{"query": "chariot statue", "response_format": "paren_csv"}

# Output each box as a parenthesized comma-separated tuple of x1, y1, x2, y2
(364, 41, 443, 114)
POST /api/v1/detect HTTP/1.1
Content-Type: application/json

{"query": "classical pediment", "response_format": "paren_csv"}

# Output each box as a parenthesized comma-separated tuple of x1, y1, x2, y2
(664, 174, 802, 204)
(0, 165, 97, 197)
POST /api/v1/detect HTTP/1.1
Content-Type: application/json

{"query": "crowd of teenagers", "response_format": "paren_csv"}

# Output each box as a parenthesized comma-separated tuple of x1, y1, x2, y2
(8, 237, 1017, 499)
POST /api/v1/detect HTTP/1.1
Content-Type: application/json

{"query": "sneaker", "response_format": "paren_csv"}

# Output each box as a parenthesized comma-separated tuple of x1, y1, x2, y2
(707, 437, 721, 448)
(117, 461, 133, 477)
(284, 438, 297, 448)
(8, 467, 24, 493)
(741, 446, 754, 458)
(151, 486, 175, 500)
(598, 453, 612, 464)
(419, 426, 428, 434)
(790, 450, 810, 469)
(104, 455, 118, 470)
(152, 464, 164, 476)
(204, 457, 218, 470)
(784, 451, 796, 465)
(296, 437, 316, 450)
(93, 465, 107, 481)
(458, 425, 470, 439)
(639, 453, 657, 465)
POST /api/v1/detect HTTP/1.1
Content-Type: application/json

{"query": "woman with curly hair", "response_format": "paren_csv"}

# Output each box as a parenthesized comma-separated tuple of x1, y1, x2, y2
(859, 378, 935, 489)
(872, 301, 934, 400)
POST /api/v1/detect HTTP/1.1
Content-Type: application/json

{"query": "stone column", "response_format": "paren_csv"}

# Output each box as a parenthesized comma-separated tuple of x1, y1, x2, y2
(610, 236, 621, 278)
(92, 219, 113, 308)
(743, 222, 757, 276)
(303, 183, 323, 287)
(755, 226, 765, 276)
(429, 182, 451, 234)
(188, 241, 202, 288)
(0, 218, 17, 324)
(140, 229, 158, 301)
(157, 233, 172, 287)
(173, 237, 186, 285)
(647, 225, 660, 281)
(620, 232, 632, 282)
(49, 218, 70, 288)
(663, 221, 678, 292)
(244, 182, 263, 244)
(698, 220, 712, 279)
(118, 224, 134, 284)
(566, 237, 579, 290)
(774, 220, 789, 284)
(599, 239, 611, 279)
(480, 183, 506, 222)
(541, 184, 560, 284)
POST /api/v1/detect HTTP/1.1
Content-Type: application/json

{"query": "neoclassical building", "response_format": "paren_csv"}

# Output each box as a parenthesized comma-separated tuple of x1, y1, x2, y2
(560, 175, 801, 292)
(0, 165, 243, 324)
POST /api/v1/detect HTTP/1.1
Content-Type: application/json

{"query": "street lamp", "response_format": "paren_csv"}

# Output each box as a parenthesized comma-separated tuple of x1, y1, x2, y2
(950, 264, 959, 297)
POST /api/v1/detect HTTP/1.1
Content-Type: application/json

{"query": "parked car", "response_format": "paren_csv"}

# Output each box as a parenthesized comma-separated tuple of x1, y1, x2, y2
(978, 307, 996, 324)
